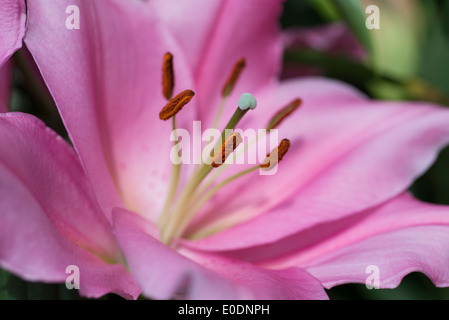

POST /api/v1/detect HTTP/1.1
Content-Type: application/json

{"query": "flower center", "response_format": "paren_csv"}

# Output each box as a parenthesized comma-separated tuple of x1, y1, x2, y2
(156, 53, 298, 247)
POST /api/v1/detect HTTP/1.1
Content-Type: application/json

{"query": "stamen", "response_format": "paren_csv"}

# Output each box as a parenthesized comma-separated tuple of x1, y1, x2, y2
(260, 139, 291, 169)
(171, 164, 260, 241)
(162, 52, 174, 100)
(158, 116, 182, 228)
(222, 57, 246, 98)
(212, 58, 247, 130)
(159, 89, 195, 120)
(176, 138, 291, 240)
(211, 132, 243, 167)
(266, 99, 302, 130)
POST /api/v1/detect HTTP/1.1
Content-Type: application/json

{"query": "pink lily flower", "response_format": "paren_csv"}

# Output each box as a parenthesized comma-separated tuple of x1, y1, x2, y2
(3, 0, 449, 300)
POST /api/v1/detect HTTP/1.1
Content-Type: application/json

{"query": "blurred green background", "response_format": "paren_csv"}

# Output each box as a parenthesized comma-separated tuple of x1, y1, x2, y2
(2, 0, 449, 300)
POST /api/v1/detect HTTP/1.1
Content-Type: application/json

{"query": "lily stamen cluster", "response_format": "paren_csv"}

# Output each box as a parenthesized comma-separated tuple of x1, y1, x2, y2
(157, 53, 299, 246)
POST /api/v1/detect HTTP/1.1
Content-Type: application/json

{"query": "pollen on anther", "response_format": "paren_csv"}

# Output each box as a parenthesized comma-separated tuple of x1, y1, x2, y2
(266, 99, 302, 130)
(211, 132, 244, 167)
(260, 139, 291, 169)
(162, 52, 174, 100)
(159, 89, 195, 120)
(222, 57, 246, 98)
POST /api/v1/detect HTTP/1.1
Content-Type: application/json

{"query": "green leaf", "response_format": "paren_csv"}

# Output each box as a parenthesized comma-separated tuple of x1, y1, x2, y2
(281, 0, 326, 28)
(284, 49, 374, 92)
(328, 273, 449, 300)
(418, 1, 449, 97)
(0, 269, 27, 300)
(411, 145, 449, 206)
(0, 268, 83, 300)
(443, 0, 449, 36)
(308, 0, 340, 22)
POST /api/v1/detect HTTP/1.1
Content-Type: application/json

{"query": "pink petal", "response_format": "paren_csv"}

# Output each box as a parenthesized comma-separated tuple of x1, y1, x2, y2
(153, 0, 284, 126)
(306, 226, 449, 289)
(184, 250, 329, 300)
(0, 113, 139, 298)
(151, 0, 223, 73)
(24, 0, 196, 222)
(0, 0, 26, 66)
(184, 78, 449, 250)
(252, 193, 449, 289)
(112, 208, 328, 299)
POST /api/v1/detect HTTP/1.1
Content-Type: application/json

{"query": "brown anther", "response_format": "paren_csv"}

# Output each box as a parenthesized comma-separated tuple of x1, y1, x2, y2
(162, 52, 175, 100)
(260, 139, 291, 169)
(211, 132, 244, 167)
(159, 89, 195, 120)
(222, 58, 246, 98)
(266, 99, 302, 131)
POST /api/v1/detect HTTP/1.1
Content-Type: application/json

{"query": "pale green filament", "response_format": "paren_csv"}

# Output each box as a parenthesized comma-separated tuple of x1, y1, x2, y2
(158, 116, 181, 228)
(171, 165, 260, 241)
(200, 127, 271, 190)
(190, 96, 228, 179)
(160, 163, 211, 244)
(211, 96, 228, 131)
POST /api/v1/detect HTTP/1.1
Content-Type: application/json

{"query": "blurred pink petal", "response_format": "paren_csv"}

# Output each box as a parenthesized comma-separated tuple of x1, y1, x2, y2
(0, 113, 139, 298)
(153, 0, 284, 126)
(113, 208, 328, 299)
(0, 0, 25, 112)
(283, 23, 366, 61)
(0, 0, 26, 67)
(282, 23, 366, 79)
(24, 0, 196, 222)
(246, 193, 449, 289)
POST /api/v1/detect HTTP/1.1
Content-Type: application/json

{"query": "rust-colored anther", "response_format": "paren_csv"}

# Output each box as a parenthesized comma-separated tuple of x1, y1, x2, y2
(266, 99, 302, 131)
(159, 89, 195, 120)
(162, 52, 175, 100)
(211, 132, 244, 167)
(260, 139, 291, 169)
(222, 58, 246, 98)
